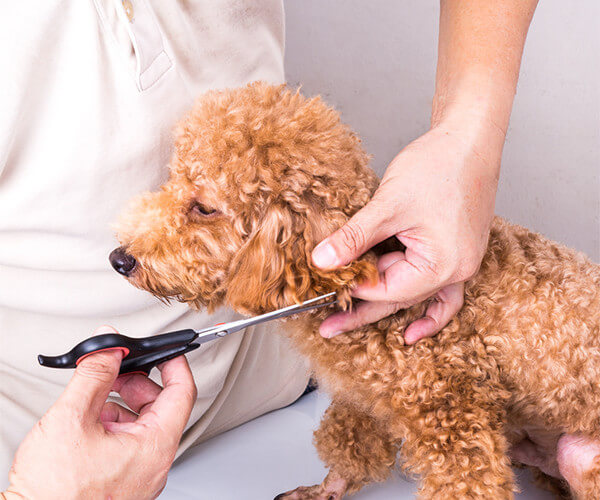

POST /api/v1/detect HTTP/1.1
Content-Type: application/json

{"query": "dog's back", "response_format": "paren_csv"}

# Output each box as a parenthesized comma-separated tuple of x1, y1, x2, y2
(464, 216, 600, 435)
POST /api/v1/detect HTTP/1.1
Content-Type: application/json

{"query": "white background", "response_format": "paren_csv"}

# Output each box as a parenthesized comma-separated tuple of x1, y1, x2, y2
(284, 0, 600, 261)
(163, 392, 554, 499)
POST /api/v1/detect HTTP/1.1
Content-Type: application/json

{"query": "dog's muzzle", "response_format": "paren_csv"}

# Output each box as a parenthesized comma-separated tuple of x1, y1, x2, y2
(109, 247, 137, 276)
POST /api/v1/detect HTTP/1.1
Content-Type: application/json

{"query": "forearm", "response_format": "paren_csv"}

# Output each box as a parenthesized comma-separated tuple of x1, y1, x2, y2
(432, 0, 538, 161)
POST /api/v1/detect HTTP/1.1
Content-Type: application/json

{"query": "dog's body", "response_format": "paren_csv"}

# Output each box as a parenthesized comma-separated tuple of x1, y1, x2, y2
(284, 218, 600, 499)
(113, 83, 600, 499)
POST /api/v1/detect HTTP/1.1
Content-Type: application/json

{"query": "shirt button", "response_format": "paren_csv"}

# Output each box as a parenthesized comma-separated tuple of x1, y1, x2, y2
(122, 0, 134, 22)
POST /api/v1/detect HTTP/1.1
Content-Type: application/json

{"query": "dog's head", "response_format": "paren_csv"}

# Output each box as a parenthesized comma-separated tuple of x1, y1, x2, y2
(111, 82, 378, 315)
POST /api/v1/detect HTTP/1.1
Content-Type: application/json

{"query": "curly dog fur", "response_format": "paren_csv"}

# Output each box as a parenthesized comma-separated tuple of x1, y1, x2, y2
(114, 83, 600, 499)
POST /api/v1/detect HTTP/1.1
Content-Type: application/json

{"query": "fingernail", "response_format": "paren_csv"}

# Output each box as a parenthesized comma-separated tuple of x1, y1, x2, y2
(100, 348, 127, 360)
(320, 328, 343, 338)
(312, 242, 338, 269)
(115, 348, 128, 360)
(78, 347, 125, 366)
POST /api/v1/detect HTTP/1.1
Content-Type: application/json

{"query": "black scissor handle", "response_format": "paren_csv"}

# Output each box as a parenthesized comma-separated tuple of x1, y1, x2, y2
(38, 329, 198, 375)
(119, 342, 200, 375)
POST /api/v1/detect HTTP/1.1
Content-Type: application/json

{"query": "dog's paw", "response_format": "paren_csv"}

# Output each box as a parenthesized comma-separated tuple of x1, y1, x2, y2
(274, 479, 347, 500)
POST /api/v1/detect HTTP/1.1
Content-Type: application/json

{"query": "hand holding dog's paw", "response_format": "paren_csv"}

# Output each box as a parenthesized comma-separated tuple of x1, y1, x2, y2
(313, 120, 504, 343)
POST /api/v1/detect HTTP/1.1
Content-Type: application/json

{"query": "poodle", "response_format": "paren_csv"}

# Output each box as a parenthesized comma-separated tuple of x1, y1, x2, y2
(110, 82, 600, 499)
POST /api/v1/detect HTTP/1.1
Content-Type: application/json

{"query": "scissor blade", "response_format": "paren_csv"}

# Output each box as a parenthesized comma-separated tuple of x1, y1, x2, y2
(192, 327, 231, 345)
(194, 292, 337, 343)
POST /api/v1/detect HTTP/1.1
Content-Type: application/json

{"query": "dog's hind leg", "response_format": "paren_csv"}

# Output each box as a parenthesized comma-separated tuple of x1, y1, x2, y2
(400, 409, 516, 499)
(396, 369, 517, 500)
(274, 400, 398, 499)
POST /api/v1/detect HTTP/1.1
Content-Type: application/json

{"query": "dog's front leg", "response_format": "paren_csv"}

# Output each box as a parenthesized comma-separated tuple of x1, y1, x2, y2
(274, 399, 398, 499)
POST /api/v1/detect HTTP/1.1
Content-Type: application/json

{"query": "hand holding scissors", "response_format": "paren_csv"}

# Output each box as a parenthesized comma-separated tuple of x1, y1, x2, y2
(39, 293, 337, 375)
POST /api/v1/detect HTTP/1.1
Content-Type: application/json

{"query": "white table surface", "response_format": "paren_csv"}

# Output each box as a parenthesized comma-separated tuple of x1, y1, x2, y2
(161, 391, 554, 500)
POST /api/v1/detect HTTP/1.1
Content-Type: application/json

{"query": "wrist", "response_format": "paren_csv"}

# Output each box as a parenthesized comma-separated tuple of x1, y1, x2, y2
(432, 70, 515, 138)
(430, 77, 511, 173)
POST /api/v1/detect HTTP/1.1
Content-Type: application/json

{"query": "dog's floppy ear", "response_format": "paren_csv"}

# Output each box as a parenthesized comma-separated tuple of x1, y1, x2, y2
(225, 203, 377, 315)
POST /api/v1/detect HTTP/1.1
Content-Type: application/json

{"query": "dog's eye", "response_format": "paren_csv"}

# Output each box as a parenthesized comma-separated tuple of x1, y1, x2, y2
(191, 202, 219, 217)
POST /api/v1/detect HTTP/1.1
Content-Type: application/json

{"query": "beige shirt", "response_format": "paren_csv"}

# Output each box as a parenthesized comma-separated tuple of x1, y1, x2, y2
(0, 0, 308, 483)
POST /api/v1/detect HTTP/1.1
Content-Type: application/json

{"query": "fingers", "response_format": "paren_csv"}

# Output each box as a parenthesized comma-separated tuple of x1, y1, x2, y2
(312, 199, 392, 269)
(320, 283, 463, 341)
(112, 374, 162, 415)
(318, 253, 463, 341)
(352, 250, 440, 305)
(100, 401, 138, 425)
(376, 251, 405, 273)
(58, 326, 125, 423)
(403, 282, 464, 344)
(137, 355, 197, 440)
(319, 300, 401, 338)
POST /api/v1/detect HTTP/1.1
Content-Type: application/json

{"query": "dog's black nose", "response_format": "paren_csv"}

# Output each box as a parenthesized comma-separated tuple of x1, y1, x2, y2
(109, 247, 137, 276)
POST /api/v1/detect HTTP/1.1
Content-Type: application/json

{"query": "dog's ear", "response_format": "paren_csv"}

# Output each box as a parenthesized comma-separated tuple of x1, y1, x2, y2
(225, 203, 378, 315)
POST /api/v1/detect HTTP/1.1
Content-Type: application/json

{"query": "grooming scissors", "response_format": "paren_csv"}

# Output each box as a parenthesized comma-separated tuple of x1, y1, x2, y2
(38, 292, 337, 375)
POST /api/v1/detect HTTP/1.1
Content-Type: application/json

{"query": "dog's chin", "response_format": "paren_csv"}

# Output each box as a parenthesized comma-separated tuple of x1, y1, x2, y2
(129, 275, 215, 311)
(118, 271, 156, 297)
(117, 269, 172, 303)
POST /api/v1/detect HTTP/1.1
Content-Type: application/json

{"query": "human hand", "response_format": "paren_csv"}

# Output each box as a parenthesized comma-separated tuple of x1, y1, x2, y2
(3, 326, 197, 500)
(312, 118, 502, 343)
(309, 0, 539, 343)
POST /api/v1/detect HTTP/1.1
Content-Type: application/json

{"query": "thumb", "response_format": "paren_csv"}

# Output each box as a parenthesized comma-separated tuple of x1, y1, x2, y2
(312, 200, 391, 269)
(57, 326, 125, 423)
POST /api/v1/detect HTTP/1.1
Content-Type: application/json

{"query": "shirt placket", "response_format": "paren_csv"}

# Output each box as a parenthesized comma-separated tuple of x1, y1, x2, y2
(110, 0, 172, 91)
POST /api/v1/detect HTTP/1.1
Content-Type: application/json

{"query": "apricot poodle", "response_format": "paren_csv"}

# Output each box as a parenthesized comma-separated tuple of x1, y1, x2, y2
(111, 83, 600, 499)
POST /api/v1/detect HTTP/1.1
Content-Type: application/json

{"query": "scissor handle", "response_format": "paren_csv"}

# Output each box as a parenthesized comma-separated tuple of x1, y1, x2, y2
(38, 329, 198, 375)
(119, 342, 200, 375)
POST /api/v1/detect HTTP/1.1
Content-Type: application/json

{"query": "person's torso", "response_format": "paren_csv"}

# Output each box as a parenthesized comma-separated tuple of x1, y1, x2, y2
(0, 0, 284, 315)
(0, 0, 287, 419)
